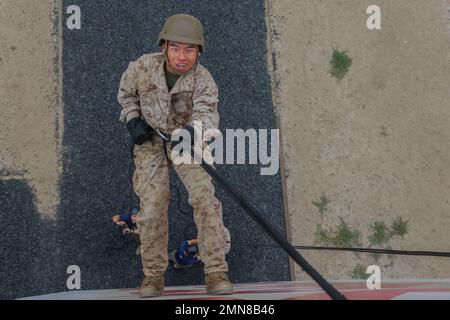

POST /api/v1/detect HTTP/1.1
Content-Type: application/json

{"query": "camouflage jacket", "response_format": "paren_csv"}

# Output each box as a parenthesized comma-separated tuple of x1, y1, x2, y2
(117, 52, 219, 133)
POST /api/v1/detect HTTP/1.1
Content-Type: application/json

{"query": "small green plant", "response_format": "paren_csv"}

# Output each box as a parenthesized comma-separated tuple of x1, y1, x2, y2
(312, 193, 330, 216)
(315, 224, 331, 244)
(334, 219, 362, 247)
(351, 264, 367, 279)
(369, 221, 390, 246)
(390, 216, 409, 238)
(329, 49, 352, 80)
(314, 218, 362, 247)
(368, 217, 409, 247)
(315, 215, 410, 272)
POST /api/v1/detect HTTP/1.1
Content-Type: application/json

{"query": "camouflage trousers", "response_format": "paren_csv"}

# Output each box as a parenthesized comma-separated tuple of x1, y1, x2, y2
(133, 136, 229, 277)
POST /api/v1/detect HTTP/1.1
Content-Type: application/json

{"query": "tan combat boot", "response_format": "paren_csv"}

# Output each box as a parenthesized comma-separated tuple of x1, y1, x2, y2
(139, 275, 164, 298)
(205, 272, 234, 295)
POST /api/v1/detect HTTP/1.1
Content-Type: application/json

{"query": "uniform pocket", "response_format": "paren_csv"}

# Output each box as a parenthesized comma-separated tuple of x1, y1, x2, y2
(141, 90, 164, 127)
(168, 92, 193, 129)
(172, 92, 193, 113)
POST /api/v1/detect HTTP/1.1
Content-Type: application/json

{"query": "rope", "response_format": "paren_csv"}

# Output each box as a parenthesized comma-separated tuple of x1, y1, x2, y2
(159, 130, 346, 300)
(290, 245, 450, 258)
(197, 159, 347, 300)
(130, 130, 347, 299)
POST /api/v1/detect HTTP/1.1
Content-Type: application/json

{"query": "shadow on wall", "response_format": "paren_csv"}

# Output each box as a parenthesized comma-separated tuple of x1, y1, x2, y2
(0, 180, 56, 300)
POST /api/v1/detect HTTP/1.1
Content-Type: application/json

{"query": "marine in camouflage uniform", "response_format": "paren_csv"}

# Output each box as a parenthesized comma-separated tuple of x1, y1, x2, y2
(117, 14, 233, 298)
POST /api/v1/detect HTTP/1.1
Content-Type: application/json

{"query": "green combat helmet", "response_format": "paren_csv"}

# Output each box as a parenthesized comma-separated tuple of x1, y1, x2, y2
(156, 14, 205, 52)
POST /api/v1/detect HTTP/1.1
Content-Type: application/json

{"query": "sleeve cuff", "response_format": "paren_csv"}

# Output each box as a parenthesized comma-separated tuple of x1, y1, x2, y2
(125, 111, 141, 123)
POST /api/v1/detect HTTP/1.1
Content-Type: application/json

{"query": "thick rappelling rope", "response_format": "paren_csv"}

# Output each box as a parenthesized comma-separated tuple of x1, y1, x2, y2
(156, 129, 347, 300)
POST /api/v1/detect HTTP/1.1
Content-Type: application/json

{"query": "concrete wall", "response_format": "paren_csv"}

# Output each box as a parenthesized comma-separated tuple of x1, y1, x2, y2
(266, 0, 450, 280)
(0, 0, 62, 219)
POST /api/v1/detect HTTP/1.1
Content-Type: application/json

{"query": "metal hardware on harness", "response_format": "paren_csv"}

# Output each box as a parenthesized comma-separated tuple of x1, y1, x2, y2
(156, 129, 170, 142)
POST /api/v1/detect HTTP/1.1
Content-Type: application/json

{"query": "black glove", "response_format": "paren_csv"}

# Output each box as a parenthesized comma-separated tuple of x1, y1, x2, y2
(126, 117, 155, 145)
(171, 125, 196, 150)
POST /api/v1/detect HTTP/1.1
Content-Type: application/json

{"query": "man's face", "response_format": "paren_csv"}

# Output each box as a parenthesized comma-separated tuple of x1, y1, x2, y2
(166, 41, 199, 74)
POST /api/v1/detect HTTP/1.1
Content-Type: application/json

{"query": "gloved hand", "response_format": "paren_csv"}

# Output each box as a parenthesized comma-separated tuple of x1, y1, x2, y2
(170, 125, 196, 150)
(126, 117, 155, 145)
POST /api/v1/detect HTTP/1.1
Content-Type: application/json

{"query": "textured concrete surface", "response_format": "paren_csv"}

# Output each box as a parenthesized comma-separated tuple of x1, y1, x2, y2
(0, 0, 61, 300)
(266, 0, 450, 280)
(0, 0, 289, 299)
(0, 0, 62, 218)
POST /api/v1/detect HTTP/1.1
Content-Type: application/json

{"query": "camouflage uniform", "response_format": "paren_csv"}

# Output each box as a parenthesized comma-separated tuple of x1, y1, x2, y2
(118, 52, 228, 277)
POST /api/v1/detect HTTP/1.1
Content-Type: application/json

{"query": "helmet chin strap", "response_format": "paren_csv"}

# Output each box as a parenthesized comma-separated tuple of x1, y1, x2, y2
(163, 41, 199, 76)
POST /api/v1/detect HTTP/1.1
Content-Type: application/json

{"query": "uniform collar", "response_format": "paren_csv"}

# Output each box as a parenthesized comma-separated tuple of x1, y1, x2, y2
(156, 53, 196, 94)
